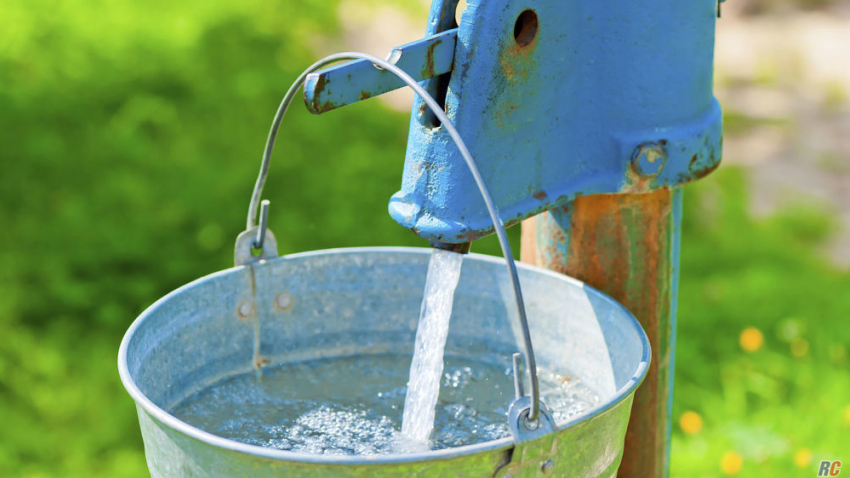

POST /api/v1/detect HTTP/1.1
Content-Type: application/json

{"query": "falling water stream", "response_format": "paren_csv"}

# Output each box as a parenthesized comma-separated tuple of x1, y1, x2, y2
(400, 248, 465, 444)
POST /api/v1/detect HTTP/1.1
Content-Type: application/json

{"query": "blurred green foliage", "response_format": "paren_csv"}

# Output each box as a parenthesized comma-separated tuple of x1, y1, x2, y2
(673, 168, 849, 477)
(0, 1, 847, 477)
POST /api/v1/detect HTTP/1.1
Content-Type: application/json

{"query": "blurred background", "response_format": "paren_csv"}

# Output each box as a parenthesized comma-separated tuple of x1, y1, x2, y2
(0, 0, 847, 477)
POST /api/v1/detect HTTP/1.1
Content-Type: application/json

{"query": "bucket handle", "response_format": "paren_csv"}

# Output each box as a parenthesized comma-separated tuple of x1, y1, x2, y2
(241, 52, 549, 427)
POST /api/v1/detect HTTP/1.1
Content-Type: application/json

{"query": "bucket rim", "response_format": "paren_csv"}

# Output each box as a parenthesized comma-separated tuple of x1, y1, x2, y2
(118, 246, 650, 465)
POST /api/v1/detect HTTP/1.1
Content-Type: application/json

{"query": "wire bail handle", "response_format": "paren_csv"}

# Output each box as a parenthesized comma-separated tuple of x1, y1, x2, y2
(238, 51, 550, 428)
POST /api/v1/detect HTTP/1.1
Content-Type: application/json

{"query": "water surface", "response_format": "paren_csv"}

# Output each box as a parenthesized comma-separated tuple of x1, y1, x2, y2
(172, 354, 599, 455)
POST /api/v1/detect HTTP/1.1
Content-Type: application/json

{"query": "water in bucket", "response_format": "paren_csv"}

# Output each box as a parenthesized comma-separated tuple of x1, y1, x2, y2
(171, 355, 599, 455)
(169, 249, 600, 455)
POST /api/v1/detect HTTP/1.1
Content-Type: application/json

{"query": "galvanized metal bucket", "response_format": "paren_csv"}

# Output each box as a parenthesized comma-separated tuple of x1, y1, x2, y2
(119, 247, 649, 477)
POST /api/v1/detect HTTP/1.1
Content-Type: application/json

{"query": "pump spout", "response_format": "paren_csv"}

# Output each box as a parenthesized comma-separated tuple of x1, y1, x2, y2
(429, 240, 471, 254)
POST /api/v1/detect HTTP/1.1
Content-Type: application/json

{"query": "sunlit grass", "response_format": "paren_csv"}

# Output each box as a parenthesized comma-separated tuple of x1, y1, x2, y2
(671, 168, 849, 477)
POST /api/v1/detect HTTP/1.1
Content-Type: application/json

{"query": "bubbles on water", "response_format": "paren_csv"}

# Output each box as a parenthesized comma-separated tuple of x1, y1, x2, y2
(538, 369, 601, 423)
(170, 354, 599, 456)
(443, 365, 476, 388)
(261, 407, 398, 455)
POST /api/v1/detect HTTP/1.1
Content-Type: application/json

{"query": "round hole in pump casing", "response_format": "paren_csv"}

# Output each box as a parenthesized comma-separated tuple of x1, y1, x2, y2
(513, 9, 538, 47)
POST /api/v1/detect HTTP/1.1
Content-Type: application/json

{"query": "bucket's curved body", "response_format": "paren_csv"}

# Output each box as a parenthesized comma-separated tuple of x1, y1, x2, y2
(119, 247, 649, 477)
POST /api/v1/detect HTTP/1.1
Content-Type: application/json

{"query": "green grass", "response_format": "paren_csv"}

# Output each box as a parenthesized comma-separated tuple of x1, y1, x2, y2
(722, 109, 792, 136)
(672, 168, 849, 477)
(0, 2, 847, 477)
